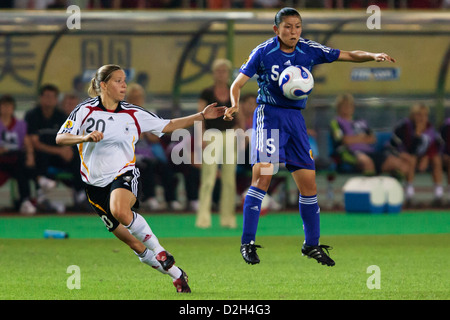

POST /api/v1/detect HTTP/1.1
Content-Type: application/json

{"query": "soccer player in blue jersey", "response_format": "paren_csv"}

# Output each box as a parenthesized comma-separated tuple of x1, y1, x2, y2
(224, 7, 395, 266)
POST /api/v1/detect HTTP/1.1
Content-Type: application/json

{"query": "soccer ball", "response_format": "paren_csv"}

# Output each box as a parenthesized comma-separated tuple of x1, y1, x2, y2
(278, 66, 314, 100)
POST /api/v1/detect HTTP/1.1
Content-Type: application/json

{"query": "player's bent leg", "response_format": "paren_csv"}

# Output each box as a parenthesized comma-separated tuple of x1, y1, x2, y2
(110, 188, 176, 270)
(112, 223, 146, 253)
(109, 188, 136, 226)
(113, 224, 190, 292)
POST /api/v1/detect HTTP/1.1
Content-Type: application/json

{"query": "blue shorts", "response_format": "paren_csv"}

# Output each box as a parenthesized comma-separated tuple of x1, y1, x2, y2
(250, 104, 315, 172)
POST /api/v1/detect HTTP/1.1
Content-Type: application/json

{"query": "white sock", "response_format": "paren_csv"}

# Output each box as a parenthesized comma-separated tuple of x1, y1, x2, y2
(126, 212, 164, 254)
(167, 266, 182, 281)
(136, 249, 182, 280)
(434, 184, 443, 198)
(406, 184, 415, 199)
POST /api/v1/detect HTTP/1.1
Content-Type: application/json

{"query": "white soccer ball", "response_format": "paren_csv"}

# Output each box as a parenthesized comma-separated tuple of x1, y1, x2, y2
(278, 66, 314, 100)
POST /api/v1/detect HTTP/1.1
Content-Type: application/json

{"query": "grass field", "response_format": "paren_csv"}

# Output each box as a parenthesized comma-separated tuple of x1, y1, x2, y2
(0, 212, 449, 301)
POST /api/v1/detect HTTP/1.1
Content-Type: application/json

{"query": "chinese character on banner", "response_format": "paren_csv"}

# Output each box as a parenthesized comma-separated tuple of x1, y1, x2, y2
(0, 35, 35, 87)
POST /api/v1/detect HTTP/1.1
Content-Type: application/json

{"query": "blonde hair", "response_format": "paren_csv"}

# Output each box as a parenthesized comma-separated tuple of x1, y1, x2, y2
(409, 103, 429, 119)
(212, 58, 232, 72)
(88, 64, 123, 98)
(335, 93, 354, 112)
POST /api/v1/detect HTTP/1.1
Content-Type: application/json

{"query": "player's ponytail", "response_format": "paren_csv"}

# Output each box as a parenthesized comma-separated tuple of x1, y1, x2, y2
(274, 7, 302, 27)
(87, 78, 99, 98)
(87, 64, 123, 98)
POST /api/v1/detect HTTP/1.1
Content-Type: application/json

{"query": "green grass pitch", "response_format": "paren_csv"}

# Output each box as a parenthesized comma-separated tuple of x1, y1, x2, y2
(0, 212, 449, 300)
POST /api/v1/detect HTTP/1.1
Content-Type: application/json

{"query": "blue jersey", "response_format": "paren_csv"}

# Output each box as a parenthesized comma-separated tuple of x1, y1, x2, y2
(240, 36, 340, 109)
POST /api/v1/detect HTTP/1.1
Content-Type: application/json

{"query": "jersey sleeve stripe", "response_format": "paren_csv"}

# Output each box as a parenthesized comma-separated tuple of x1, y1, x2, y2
(120, 102, 163, 119)
(300, 39, 331, 53)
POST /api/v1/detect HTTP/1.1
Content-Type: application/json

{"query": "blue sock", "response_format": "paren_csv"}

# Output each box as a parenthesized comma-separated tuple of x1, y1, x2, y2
(241, 186, 266, 244)
(299, 194, 320, 246)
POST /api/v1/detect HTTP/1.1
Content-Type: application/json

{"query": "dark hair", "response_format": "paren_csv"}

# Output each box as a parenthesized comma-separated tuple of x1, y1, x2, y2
(274, 7, 302, 27)
(88, 64, 123, 97)
(39, 84, 60, 97)
(0, 94, 16, 108)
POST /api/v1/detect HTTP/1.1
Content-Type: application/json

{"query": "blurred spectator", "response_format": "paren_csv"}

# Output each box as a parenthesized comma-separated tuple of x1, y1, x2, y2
(72, 75, 89, 101)
(207, 0, 231, 8)
(0, 0, 14, 8)
(440, 117, 450, 200)
(196, 58, 239, 228)
(329, 93, 377, 175)
(60, 92, 80, 116)
(381, 103, 444, 206)
(127, 83, 183, 211)
(14, 0, 62, 9)
(47, 0, 67, 8)
(25, 84, 85, 213)
(0, 94, 36, 214)
(166, 130, 201, 211)
(88, 0, 181, 8)
(253, 0, 283, 8)
(235, 92, 256, 196)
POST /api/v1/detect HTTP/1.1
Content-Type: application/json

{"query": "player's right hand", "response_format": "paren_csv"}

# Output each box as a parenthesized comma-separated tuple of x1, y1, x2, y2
(374, 52, 395, 63)
(83, 130, 104, 143)
(224, 105, 238, 121)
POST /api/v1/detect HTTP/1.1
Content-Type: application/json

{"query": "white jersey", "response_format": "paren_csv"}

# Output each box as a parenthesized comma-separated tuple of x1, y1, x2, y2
(58, 96, 170, 187)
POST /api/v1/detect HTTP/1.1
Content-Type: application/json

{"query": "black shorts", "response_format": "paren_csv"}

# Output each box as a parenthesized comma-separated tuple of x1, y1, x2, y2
(85, 169, 141, 232)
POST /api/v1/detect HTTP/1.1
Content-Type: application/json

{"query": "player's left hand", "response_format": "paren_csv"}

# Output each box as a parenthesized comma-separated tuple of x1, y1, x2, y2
(203, 102, 227, 120)
(374, 53, 396, 63)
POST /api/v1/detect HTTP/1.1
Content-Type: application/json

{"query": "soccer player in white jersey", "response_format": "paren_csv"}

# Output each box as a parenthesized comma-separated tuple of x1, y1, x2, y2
(224, 8, 395, 266)
(56, 64, 226, 293)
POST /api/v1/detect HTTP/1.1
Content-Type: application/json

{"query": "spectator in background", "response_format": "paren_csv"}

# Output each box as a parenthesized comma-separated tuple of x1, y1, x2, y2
(0, 95, 36, 214)
(60, 92, 80, 116)
(127, 83, 183, 211)
(382, 103, 444, 207)
(329, 93, 377, 175)
(72, 75, 89, 101)
(25, 84, 85, 213)
(236, 93, 257, 196)
(166, 129, 201, 211)
(196, 58, 240, 228)
(47, 0, 67, 9)
(440, 117, 450, 201)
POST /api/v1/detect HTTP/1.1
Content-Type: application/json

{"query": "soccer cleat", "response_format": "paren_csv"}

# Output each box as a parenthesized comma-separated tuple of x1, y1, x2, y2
(156, 251, 175, 271)
(240, 241, 262, 265)
(302, 243, 335, 267)
(173, 268, 191, 293)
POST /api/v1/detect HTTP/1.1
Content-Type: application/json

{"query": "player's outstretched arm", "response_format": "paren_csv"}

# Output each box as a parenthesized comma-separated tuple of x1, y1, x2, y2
(56, 131, 104, 146)
(224, 73, 250, 121)
(338, 50, 396, 63)
(162, 102, 227, 133)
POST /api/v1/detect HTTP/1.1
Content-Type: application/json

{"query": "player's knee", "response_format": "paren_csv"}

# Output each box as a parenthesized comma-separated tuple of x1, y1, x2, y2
(252, 175, 272, 191)
(110, 205, 132, 225)
(300, 181, 317, 196)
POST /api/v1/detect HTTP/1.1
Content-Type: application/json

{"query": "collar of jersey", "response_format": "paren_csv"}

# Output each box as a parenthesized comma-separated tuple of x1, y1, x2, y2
(97, 96, 123, 113)
(270, 36, 302, 58)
